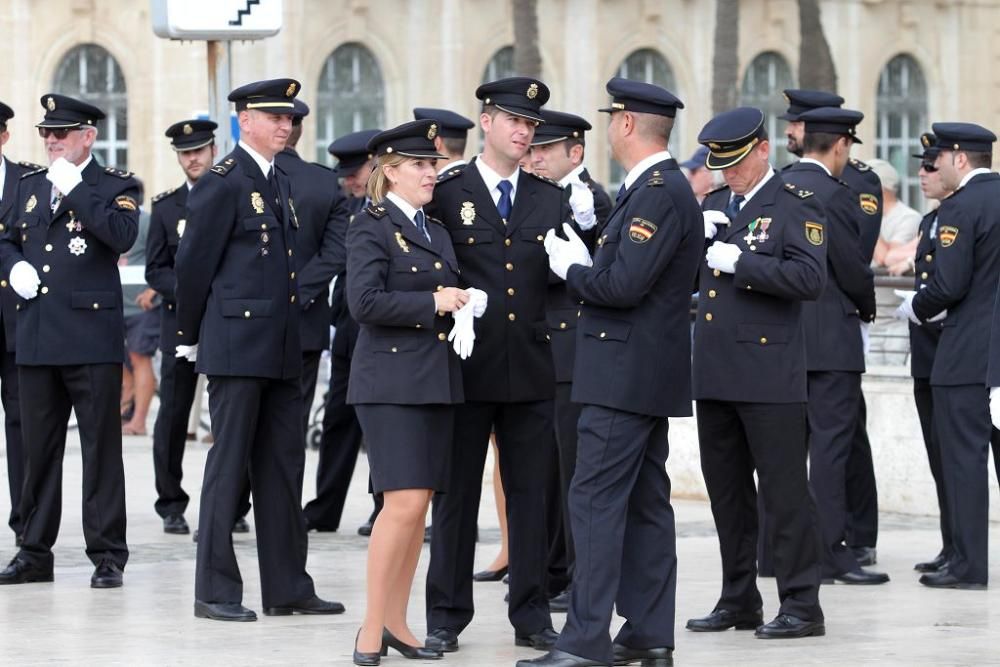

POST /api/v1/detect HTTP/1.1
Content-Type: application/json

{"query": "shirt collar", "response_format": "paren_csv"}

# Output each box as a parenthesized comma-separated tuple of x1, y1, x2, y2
(559, 164, 587, 188)
(624, 150, 672, 190)
(385, 190, 421, 224)
(797, 157, 831, 177)
(437, 159, 467, 175)
(0, 157, 6, 196)
(959, 167, 992, 190)
(238, 140, 274, 178)
(739, 166, 775, 204)
(475, 154, 520, 197)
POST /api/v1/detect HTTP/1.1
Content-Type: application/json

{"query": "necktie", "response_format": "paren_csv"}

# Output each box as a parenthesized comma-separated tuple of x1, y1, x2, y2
(414, 209, 431, 243)
(497, 180, 513, 222)
(616, 183, 626, 202)
(50, 187, 62, 213)
(725, 194, 745, 221)
(267, 167, 280, 207)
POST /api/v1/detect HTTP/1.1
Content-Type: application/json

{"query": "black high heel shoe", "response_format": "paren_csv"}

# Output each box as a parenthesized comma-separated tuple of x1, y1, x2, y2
(382, 628, 443, 660)
(353, 629, 382, 666)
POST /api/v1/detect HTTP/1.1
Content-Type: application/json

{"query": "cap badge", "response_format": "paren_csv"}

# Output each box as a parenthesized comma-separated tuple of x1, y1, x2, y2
(286, 82, 297, 97)
(709, 143, 721, 150)
(460, 201, 476, 226)
(183, 123, 193, 135)
(921, 135, 930, 147)
(46, 97, 55, 112)
(527, 83, 539, 100)
(251, 191, 265, 214)
(427, 123, 438, 140)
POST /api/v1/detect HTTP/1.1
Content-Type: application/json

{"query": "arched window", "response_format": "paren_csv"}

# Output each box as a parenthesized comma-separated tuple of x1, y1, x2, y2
(316, 43, 386, 165)
(52, 44, 127, 169)
(609, 49, 679, 189)
(875, 54, 928, 207)
(482, 46, 516, 83)
(740, 52, 795, 166)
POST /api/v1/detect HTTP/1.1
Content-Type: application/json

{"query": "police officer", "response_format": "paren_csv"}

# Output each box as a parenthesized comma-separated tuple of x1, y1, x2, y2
(0, 101, 38, 547)
(686, 107, 826, 639)
(413, 107, 475, 175)
(424, 77, 568, 653)
(175, 78, 343, 620)
(784, 107, 888, 586)
(302, 128, 382, 535)
(900, 122, 1000, 589)
(779, 88, 883, 567)
(0, 94, 138, 588)
(528, 109, 612, 610)
(522, 78, 701, 667)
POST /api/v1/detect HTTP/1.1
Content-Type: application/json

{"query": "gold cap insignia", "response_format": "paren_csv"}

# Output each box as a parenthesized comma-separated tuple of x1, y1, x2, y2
(427, 124, 438, 140)
(286, 82, 297, 97)
(611, 102, 625, 110)
(527, 83, 539, 100)
(46, 96, 55, 111)
(183, 123, 193, 135)
(708, 143, 721, 150)
(921, 135, 930, 147)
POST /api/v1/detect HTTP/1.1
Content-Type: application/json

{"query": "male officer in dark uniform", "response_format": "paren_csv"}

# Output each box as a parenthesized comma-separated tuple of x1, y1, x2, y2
(302, 128, 382, 534)
(0, 94, 138, 588)
(424, 77, 569, 653)
(414, 107, 475, 175)
(901, 122, 1000, 589)
(784, 107, 888, 586)
(685, 107, 827, 640)
(779, 89, 883, 565)
(175, 78, 343, 620)
(521, 78, 701, 667)
(0, 101, 38, 547)
(528, 109, 612, 610)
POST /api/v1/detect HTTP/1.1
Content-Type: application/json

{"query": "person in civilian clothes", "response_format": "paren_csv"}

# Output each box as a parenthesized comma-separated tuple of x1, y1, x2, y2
(348, 119, 480, 665)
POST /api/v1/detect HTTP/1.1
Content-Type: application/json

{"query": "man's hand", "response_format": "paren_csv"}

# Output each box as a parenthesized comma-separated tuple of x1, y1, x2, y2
(432, 287, 470, 313)
(46, 157, 83, 196)
(703, 210, 730, 240)
(135, 288, 157, 311)
(544, 223, 593, 280)
(860, 321, 871, 356)
(991, 387, 1000, 430)
(9, 261, 40, 300)
(892, 289, 921, 325)
(568, 182, 597, 231)
(705, 241, 742, 274)
(466, 287, 488, 318)
(175, 344, 198, 362)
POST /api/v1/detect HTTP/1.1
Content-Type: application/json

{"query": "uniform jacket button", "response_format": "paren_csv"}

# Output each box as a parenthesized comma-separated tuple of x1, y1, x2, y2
(434, 261, 442, 270)
(599, 332, 606, 338)
(438, 332, 446, 341)
(504, 238, 511, 247)
(705, 313, 713, 321)
(507, 288, 515, 296)
(921, 272, 928, 279)
(0, 280, 6, 288)
(391, 347, 398, 353)
(40, 286, 49, 294)
(244, 310, 251, 318)
(713, 269, 721, 277)
(411, 266, 418, 272)
(708, 289, 716, 298)
(925, 254, 933, 262)
(467, 237, 475, 244)
(45, 244, 53, 252)
(760, 337, 767, 344)
(505, 262, 514, 271)
(559, 322, 567, 329)
(508, 313, 516, 321)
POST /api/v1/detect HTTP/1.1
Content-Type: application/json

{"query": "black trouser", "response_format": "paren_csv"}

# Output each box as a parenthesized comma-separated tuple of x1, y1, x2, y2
(300, 350, 322, 448)
(427, 400, 555, 636)
(698, 400, 822, 622)
(17, 364, 128, 569)
(546, 382, 580, 596)
(914, 378, 952, 558)
(931, 383, 991, 584)
(302, 349, 371, 530)
(152, 351, 198, 518)
(0, 334, 24, 538)
(195, 375, 314, 606)
(555, 405, 676, 664)
(807, 370, 864, 577)
(845, 390, 878, 549)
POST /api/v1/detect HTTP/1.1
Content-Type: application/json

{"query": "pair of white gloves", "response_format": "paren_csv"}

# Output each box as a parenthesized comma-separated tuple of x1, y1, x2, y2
(447, 288, 487, 359)
(544, 223, 592, 280)
(702, 211, 742, 274)
(8, 158, 84, 300)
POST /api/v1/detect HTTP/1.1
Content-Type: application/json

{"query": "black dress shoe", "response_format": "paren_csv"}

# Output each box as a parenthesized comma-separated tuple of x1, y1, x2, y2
(822, 569, 889, 585)
(914, 553, 948, 573)
(613, 643, 673, 666)
(425, 628, 459, 652)
(357, 521, 374, 537)
(919, 571, 987, 590)
(851, 546, 877, 566)
(0, 556, 53, 585)
(194, 600, 257, 621)
(305, 520, 338, 533)
(354, 629, 382, 666)
(91, 560, 123, 588)
(549, 590, 570, 613)
(382, 628, 442, 659)
(473, 565, 509, 582)
(263, 595, 346, 615)
(685, 608, 762, 632)
(232, 517, 250, 533)
(755, 613, 825, 639)
(515, 627, 559, 650)
(515, 649, 604, 666)
(163, 514, 190, 535)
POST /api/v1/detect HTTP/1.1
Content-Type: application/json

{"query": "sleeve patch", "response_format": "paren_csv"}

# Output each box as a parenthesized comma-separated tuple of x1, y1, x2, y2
(938, 225, 959, 247)
(628, 217, 658, 244)
(115, 195, 138, 211)
(859, 193, 879, 215)
(805, 221, 824, 246)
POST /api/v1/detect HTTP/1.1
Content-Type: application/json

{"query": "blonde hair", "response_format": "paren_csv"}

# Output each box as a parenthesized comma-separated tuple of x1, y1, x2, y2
(366, 153, 408, 203)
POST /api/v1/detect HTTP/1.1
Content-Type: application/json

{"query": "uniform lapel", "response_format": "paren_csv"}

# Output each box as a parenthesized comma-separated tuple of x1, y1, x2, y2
(173, 183, 189, 241)
(722, 175, 780, 243)
(505, 169, 536, 235)
(238, 147, 283, 221)
(461, 158, 507, 235)
(387, 199, 436, 255)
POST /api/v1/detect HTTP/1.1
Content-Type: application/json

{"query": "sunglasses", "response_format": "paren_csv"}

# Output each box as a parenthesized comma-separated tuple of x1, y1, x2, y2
(920, 161, 938, 173)
(38, 127, 83, 140)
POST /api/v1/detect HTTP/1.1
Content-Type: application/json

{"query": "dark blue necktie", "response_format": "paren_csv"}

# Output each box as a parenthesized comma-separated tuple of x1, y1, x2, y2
(616, 183, 626, 202)
(725, 194, 745, 221)
(497, 180, 513, 222)
(414, 209, 431, 242)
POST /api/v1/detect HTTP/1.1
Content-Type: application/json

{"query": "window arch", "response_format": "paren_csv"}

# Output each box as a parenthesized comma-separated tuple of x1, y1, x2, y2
(740, 51, 795, 166)
(315, 43, 386, 165)
(52, 44, 128, 169)
(875, 54, 928, 207)
(482, 46, 516, 83)
(609, 49, 680, 189)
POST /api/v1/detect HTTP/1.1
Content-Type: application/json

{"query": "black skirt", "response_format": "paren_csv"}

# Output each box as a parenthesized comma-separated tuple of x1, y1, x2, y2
(355, 403, 454, 493)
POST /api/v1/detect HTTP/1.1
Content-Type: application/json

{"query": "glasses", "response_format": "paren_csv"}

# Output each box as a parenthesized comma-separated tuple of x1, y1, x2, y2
(920, 161, 938, 173)
(38, 127, 82, 140)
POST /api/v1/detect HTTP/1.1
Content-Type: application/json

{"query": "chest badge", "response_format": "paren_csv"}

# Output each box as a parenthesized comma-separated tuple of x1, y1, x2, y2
(289, 198, 300, 228)
(744, 217, 771, 245)
(460, 202, 476, 226)
(251, 191, 265, 215)
(177, 218, 186, 238)
(395, 231, 411, 253)
(66, 212, 82, 233)
(25, 194, 37, 213)
(68, 236, 87, 256)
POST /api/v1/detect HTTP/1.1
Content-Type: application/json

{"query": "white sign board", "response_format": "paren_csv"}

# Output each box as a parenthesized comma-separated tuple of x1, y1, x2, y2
(151, 0, 283, 40)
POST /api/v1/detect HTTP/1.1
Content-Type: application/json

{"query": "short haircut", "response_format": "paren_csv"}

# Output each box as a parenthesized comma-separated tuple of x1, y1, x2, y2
(0, 122, 6, 133)
(442, 136, 467, 156)
(802, 131, 844, 154)
(633, 112, 673, 146)
(964, 150, 993, 170)
(563, 136, 585, 155)
(482, 103, 500, 119)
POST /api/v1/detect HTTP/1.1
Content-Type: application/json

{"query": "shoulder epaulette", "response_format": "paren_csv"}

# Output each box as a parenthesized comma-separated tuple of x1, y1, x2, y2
(104, 166, 133, 179)
(17, 160, 43, 171)
(312, 162, 333, 172)
(152, 187, 179, 203)
(529, 171, 562, 189)
(426, 215, 445, 227)
(21, 166, 47, 179)
(705, 183, 730, 197)
(784, 182, 813, 199)
(645, 169, 664, 187)
(436, 165, 466, 184)
(366, 203, 389, 219)
(849, 157, 871, 172)
(210, 156, 237, 177)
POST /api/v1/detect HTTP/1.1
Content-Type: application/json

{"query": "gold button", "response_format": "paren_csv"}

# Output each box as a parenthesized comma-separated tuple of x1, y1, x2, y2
(705, 313, 713, 321)
(42, 265, 50, 273)
(244, 310, 251, 318)
(411, 266, 418, 272)
(436, 285, 444, 291)
(0, 280, 6, 288)
(507, 288, 515, 296)
(437, 310, 445, 317)
(536, 234, 543, 242)
(44, 244, 52, 252)
(15, 304, 20, 311)
(467, 237, 475, 244)
(290, 295, 296, 303)
(391, 347, 398, 353)
(415, 324, 422, 328)
(921, 272, 928, 280)
(505, 262, 513, 271)
(760, 337, 768, 344)
(713, 269, 721, 277)
(0, 224, 4, 231)
(504, 238, 512, 247)
(434, 261, 443, 270)
(288, 249, 293, 256)
(92, 303, 98, 310)
(599, 332, 606, 338)
(21, 223, 26, 229)
(546, 334, 551, 341)
(168, 304, 173, 310)
(21, 235, 26, 242)
(746, 285, 752, 290)
(40, 286, 48, 294)
(597, 237, 604, 246)
(925, 254, 933, 262)
(177, 330, 184, 336)
(708, 289, 716, 298)
(290, 272, 295, 279)
(261, 223, 267, 229)
(749, 245, 757, 251)
(558, 322, 566, 330)
(508, 313, 516, 321)
(438, 332, 446, 341)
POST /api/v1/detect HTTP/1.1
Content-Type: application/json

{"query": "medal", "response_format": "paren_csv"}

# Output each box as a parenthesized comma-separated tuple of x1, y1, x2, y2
(68, 236, 87, 256)
(743, 219, 760, 244)
(460, 202, 476, 226)
(757, 218, 771, 242)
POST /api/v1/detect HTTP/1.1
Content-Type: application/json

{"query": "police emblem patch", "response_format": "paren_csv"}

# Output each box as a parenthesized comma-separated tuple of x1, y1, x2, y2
(115, 195, 137, 211)
(251, 192, 265, 214)
(460, 202, 476, 225)
(859, 193, 878, 215)
(628, 217, 658, 244)
(46, 96, 55, 111)
(527, 83, 539, 99)
(805, 221, 823, 246)
(68, 236, 87, 256)
(25, 194, 37, 213)
(427, 124, 438, 140)
(938, 225, 959, 247)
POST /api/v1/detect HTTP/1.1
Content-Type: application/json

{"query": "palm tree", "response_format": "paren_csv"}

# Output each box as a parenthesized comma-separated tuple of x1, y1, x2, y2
(798, 0, 838, 91)
(512, 0, 541, 78)
(711, 0, 740, 114)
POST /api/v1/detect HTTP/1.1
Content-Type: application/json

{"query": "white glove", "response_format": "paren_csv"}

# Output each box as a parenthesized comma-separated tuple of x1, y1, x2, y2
(927, 309, 948, 323)
(860, 321, 871, 356)
(175, 344, 198, 362)
(703, 210, 730, 240)
(991, 387, 1000, 430)
(45, 157, 83, 196)
(466, 287, 488, 318)
(544, 223, 593, 281)
(893, 289, 921, 325)
(705, 241, 742, 274)
(568, 182, 597, 231)
(9, 261, 40, 299)
(448, 305, 475, 359)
